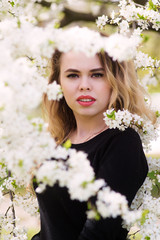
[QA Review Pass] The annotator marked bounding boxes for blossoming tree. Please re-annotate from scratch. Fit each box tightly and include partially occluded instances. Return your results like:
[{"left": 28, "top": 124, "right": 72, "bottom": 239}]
[{"left": 0, "top": 0, "right": 160, "bottom": 239}]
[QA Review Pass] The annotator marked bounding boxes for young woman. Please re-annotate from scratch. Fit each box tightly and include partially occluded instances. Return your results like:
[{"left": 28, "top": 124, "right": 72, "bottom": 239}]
[{"left": 32, "top": 37, "right": 155, "bottom": 240}]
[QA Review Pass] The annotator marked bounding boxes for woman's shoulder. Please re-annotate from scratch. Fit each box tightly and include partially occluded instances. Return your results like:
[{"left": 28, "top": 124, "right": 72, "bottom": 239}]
[
  {"left": 98, "top": 127, "right": 144, "bottom": 160},
  {"left": 71, "top": 127, "right": 142, "bottom": 151},
  {"left": 101, "top": 127, "right": 141, "bottom": 145}
]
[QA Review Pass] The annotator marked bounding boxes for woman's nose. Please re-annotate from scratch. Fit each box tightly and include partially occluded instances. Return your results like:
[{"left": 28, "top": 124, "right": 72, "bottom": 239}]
[{"left": 79, "top": 77, "right": 91, "bottom": 91}]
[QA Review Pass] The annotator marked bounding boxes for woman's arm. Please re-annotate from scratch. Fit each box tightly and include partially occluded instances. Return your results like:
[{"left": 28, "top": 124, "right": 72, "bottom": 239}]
[{"left": 78, "top": 128, "right": 148, "bottom": 240}]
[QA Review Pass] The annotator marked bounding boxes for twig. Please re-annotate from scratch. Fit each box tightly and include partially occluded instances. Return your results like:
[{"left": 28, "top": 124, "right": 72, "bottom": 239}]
[
  {"left": 0, "top": 176, "right": 8, "bottom": 183},
  {"left": 8, "top": 171, "right": 16, "bottom": 237},
  {"left": 5, "top": 206, "right": 12, "bottom": 217},
  {"left": 128, "top": 229, "right": 140, "bottom": 238}
]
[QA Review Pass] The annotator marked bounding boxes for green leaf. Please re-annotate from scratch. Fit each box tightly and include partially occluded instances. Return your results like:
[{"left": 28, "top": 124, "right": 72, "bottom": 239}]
[
  {"left": 145, "top": 236, "right": 151, "bottom": 240},
  {"left": 137, "top": 13, "right": 147, "bottom": 20},
  {"left": 147, "top": 170, "right": 160, "bottom": 197},
  {"left": 148, "top": 0, "right": 157, "bottom": 11},
  {"left": 0, "top": 106, "right": 5, "bottom": 111},
  {"left": 18, "top": 159, "right": 23, "bottom": 167},
  {"left": 95, "top": 212, "right": 101, "bottom": 221},
  {"left": 17, "top": 18, "right": 21, "bottom": 28},
  {"left": 33, "top": 177, "right": 37, "bottom": 183},
  {"left": 54, "top": 21, "right": 60, "bottom": 29},
  {"left": 63, "top": 139, "right": 71, "bottom": 149},
  {"left": 32, "top": 122, "right": 43, "bottom": 132},
  {"left": 87, "top": 201, "right": 92, "bottom": 210},
  {"left": 48, "top": 40, "right": 55, "bottom": 45},
  {"left": 11, "top": 180, "right": 18, "bottom": 189},
  {"left": 9, "top": 1, "right": 15, "bottom": 7},
  {"left": 106, "top": 110, "right": 115, "bottom": 120},
  {"left": 140, "top": 34, "right": 150, "bottom": 43},
  {"left": 40, "top": 144, "right": 48, "bottom": 148},
  {"left": 81, "top": 181, "right": 88, "bottom": 188},
  {"left": 0, "top": 162, "right": 6, "bottom": 168},
  {"left": 87, "top": 202, "right": 100, "bottom": 221},
  {"left": 148, "top": 170, "right": 156, "bottom": 180},
  {"left": 54, "top": 0, "right": 62, "bottom": 3},
  {"left": 156, "top": 110, "right": 160, "bottom": 118},
  {"left": 151, "top": 181, "right": 160, "bottom": 197},
  {"left": 38, "top": 123, "right": 43, "bottom": 132},
  {"left": 140, "top": 209, "right": 149, "bottom": 225}
]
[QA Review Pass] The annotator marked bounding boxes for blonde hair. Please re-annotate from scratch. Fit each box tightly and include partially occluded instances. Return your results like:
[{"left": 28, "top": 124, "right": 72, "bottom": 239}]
[{"left": 43, "top": 50, "right": 156, "bottom": 144}]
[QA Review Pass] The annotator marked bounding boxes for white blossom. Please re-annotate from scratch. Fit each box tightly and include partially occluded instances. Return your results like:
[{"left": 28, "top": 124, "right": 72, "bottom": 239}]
[
  {"left": 96, "top": 187, "right": 128, "bottom": 218},
  {"left": 135, "top": 51, "right": 155, "bottom": 69},
  {"left": 104, "top": 33, "right": 139, "bottom": 61},
  {"left": 104, "top": 108, "right": 159, "bottom": 151},
  {"left": 46, "top": 81, "right": 63, "bottom": 101},
  {"left": 54, "top": 27, "right": 104, "bottom": 57},
  {"left": 141, "top": 74, "right": 158, "bottom": 89},
  {"left": 119, "top": 20, "right": 129, "bottom": 35},
  {"left": 14, "top": 192, "right": 39, "bottom": 217},
  {"left": 96, "top": 15, "right": 108, "bottom": 29}
]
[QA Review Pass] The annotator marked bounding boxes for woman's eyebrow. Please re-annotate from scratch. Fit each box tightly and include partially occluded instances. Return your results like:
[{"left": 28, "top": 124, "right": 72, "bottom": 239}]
[
  {"left": 90, "top": 68, "right": 104, "bottom": 72},
  {"left": 65, "top": 68, "right": 104, "bottom": 73},
  {"left": 65, "top": 69, "right": 80, "bottom": 73}
]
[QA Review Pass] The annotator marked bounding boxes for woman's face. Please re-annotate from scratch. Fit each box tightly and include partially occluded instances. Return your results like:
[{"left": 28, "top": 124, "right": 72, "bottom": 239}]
[{"left": 60, "top": 51, "right": 111, "bottom": 120}]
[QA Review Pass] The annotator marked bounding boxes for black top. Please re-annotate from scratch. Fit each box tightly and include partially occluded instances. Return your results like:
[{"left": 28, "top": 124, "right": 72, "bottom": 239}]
[{"left": 32, "top": 128, "right": 148, "bottom": 240}]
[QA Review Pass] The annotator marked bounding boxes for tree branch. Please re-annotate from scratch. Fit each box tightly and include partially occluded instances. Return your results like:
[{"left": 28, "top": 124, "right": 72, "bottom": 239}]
[
  {"left": 35, "top": 0, "right": 160, "bottom": 32},
  {"left": 60, "top": 7, "right": 98, "bottom": 27},
  {"left": 8, "top": 171, "right": 16, "bottom": 237}
]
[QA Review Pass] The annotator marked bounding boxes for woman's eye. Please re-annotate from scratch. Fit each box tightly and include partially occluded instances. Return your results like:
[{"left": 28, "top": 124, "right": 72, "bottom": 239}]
[
  {"left": 67, "top": 74, "right": 79, "bottom": 78},
  {"left": 92, "top": 73, "right": 104, "bottom": 78}
]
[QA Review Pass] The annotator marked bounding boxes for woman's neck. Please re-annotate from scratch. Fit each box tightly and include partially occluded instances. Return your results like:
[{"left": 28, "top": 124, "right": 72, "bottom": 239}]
[{"left": 69, "top": 115, "right": 108, "bottom": 144}]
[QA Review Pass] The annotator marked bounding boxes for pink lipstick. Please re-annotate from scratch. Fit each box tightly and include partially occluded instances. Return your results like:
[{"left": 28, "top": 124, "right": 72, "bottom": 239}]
[{"left": 76, "top": 95, "right": 96, "bottom": 106}]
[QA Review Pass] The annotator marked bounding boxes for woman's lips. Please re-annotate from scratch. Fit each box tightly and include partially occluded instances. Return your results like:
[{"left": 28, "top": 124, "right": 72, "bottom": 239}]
[{"left": 76, "top": 95, "right": 96, "bottom": 106}]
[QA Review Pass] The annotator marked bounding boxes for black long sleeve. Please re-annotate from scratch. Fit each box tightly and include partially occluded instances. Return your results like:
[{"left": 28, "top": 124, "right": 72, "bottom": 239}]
[
  {"left": 32, "top": 128, "right": 148, "bottom": 240},
  {"left": 78, "top": 128, "right": 148, "bottom": 240}
]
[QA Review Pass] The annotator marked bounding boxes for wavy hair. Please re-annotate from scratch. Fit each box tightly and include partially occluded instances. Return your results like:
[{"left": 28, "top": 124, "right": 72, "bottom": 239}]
[{"left": 42, "top": 49, "right": 156, "bottom": 144}]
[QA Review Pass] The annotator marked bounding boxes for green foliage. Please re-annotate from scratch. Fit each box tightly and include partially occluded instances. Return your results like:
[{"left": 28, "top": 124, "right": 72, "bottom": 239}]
[
  {"left": 140, "top": 34, "right": 150, "bottom": 43},
  {"left": 106, "top": 110, "right": 115, "bottom": 120},
  {"left": 17, "top": 18, "right": 21, "bottom": 28},
  {"left": 140, "top": 209, "right": 149, "bottom": 225},
  {"left": 54, "top": 21, "right": 60, "bottom": 29},
  {"left": 145, "top": 236, "right": 151, "bottom": 240},
  {"left": 148, "top": 0, "right": 157, "bottom": 11},
  {"left": 48, "top": 40, "right": 55, "bottom": 45},
  {"left": 148, "top": 170, "right": 160, "bottom": 197},
  {"left": 87, "top": 201, "right": 100, "bottom": 221},
  {"left": 18, "top": 159, "right": 23, "bottom": 167},
  {"left": 81, "top": 179, "right": 94, "bottom": 188},
  {"left": 11, "top": 179, "right": 18, "bottom": 189},
  {"left": 63, "top": 139, "right": 71, "bottom": 149},
  {"left": 81, "top": 181, "right": 88, "bottom": 188},
  {"left": 148, "top": 83, "right": 160, "bottom": 93},
  {"left": 156, "top": 110, "right": 160, "bottom": 118},
  {"left": 32, "top": 122, "right": 43, "bottom": 132},
  {"left": 0, "top": 106, "right": 5, "bottom": 111},
  {"left": 148, "top": 170, "right": 157, "bottom": 180},
  {"left": 137, "top": 13, "right": 147, "bottom": 20},
  {"left": 9, "top": 1, "right": 15, "bottom": 7},
  {"left": 0, "top": 162, "right": 6, "bottom": 169}
]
